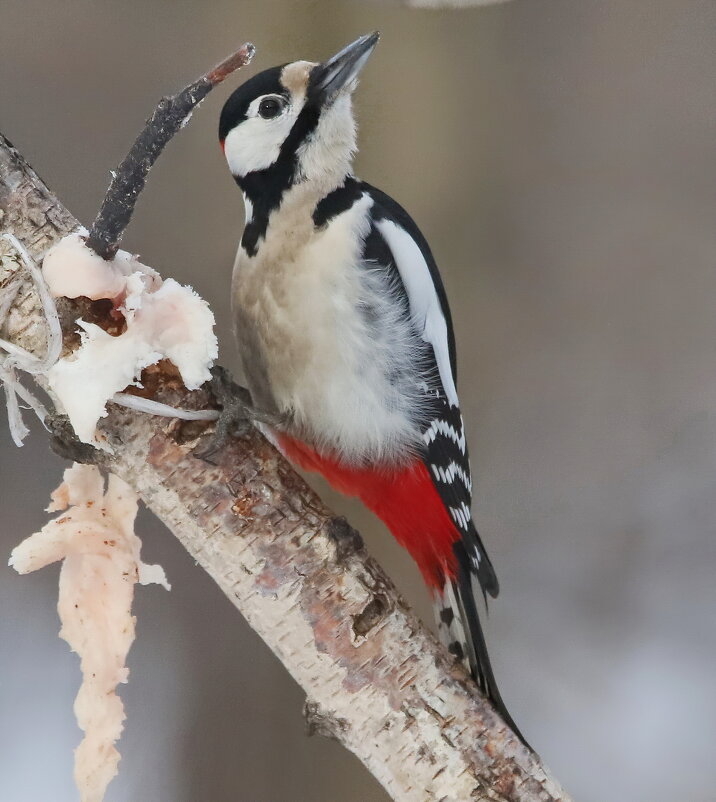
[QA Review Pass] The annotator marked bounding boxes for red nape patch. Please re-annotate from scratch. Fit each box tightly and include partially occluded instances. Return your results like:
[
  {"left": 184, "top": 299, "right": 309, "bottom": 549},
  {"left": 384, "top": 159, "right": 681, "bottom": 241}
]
[{"left": 278, "top": 435, "right": 460, "bottom": 589}]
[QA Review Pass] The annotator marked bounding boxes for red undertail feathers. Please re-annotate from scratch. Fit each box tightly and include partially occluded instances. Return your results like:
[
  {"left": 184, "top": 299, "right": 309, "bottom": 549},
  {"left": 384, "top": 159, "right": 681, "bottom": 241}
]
[{"left": 278, "top": 434, "right": 460, "bottom": 589}]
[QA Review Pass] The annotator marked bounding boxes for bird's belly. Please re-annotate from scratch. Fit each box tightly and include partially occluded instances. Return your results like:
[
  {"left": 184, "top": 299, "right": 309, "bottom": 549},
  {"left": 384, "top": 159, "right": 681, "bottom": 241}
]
[{"left": 233, "top": 247, "right": 425, "bottom": 464}]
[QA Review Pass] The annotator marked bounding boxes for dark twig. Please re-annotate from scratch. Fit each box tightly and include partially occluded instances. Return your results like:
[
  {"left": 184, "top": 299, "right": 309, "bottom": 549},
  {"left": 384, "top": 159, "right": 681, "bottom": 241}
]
[
  {"left": 85, "top": 42, "right": 255, "bottom": 261},
  {"left": 45, "top": 413, "right": 102, "bottom": 465}
]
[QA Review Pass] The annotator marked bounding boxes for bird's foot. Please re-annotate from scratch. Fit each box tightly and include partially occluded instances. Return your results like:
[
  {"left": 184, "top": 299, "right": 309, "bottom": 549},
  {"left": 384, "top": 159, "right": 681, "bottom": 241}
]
[{"left": 195, "top": 366, "right": 284, "bottom": 460}]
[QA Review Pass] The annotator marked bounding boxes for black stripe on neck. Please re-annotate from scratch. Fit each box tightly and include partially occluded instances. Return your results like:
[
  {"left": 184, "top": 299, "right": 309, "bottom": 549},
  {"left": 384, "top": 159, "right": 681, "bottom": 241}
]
[
  {"left": 312, "top": 176, "right": 363, "bottom": 228},
  {"left": 236, "top": 103, "right": 321, "bottom": 257}
]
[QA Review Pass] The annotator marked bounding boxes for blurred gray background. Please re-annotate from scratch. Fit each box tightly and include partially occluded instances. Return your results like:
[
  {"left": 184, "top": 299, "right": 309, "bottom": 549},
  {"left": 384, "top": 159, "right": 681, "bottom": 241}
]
[{"left": 1, "top": 1, "right": 715, "bottom": 800}]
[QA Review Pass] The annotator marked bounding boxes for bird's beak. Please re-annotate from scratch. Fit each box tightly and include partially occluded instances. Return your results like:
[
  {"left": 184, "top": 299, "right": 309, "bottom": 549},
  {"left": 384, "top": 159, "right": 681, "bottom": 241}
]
[{"left": 309, "top": 32, "right": 380, "bottom": 104}]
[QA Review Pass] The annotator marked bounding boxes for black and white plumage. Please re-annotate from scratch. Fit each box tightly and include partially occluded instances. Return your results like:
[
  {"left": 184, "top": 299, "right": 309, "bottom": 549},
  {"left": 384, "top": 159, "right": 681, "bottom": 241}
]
[
  {"left": 218, "top": 33, "right": 525, "bottom": 743},
  {"left": 359, "top": 181, "right": 512, "bottom": 726}
]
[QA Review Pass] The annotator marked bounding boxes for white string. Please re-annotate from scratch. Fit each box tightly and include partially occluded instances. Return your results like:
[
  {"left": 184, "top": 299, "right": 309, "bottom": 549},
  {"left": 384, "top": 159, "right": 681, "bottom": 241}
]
[
  {"left": 1, "top": 366, "right": 30, "bottom": 445},
  {"left": 0, "top": 234, "right": 61, "bottom": 444},
  {"left": 112, "top": 392, "right": 219, "bottom": 421},
  {"left": 0, "top": 279, "right": 20, "bottom": 326},
  {"left": 0, "top": 233, "right": 62, "bottom": 374}
]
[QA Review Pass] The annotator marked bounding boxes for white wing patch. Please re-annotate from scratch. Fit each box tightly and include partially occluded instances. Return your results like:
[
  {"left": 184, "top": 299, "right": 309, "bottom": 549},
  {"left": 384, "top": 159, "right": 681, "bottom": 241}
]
[{"left": 375, "top": 219, "right": 459, "bottom": 407}]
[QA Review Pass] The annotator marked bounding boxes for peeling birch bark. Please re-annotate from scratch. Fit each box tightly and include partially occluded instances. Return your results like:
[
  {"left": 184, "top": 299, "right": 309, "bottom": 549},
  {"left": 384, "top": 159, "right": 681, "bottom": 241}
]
[{"left": 0, "top": 132, "right": 572, "bottom": 802}]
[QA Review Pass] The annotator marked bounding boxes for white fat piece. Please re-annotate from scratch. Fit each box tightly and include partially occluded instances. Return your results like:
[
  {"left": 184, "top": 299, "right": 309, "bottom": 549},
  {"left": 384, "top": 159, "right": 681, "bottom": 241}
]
[{"left": 375, "top": 219, "right": 459, "bottom": 408}]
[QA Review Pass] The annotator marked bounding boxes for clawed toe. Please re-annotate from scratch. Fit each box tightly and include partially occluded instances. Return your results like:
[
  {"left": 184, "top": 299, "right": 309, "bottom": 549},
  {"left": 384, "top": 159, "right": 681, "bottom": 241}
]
[
  {"left": 194, "top": 367, "right": 256, "bottom": 460},
  {"left": 195, "top": 398, "right": 252, "bottom": 460},
  {"left": 195, "top": 366, "right": 289, "bottom": 461}
]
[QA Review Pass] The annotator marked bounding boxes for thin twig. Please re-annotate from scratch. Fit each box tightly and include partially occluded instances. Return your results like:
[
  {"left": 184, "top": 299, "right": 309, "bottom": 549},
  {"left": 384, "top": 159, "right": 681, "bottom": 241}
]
[{"left": 85, "top": 42, "right": 255, "bottom": 261}]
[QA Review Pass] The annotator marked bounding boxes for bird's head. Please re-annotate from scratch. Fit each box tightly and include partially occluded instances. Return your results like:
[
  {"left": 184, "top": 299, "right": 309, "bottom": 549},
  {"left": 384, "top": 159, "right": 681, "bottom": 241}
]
[{"left": 219, "top": 33, "right": 379, "bottom": 201}]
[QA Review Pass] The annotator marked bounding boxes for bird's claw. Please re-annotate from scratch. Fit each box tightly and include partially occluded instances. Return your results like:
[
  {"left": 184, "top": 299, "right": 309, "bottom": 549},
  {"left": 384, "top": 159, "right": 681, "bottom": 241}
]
[{"left": 195, "top": 366, "right": 283, "bottom": 461}]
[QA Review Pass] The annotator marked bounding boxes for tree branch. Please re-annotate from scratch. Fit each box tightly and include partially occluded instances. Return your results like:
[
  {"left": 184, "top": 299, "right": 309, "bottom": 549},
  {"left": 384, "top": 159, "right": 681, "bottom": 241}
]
[
  {"left": 0, "top": 132, "right": 571, "bottom": 801},
  {"left": 85, "top": 42, "right": 255, "bottom": 261}
]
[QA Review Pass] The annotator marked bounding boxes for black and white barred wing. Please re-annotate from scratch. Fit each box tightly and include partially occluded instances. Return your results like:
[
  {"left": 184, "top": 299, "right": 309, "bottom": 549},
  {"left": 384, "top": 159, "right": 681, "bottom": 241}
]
[
  {"left": 422, "top": 397, "right": 499, "bottom": 599},
  {"left": 366, "top": 185, "right": 498, "bottom": 598},
  {"left": 357, "top": 184, "right": 526, "bottom": 743}
]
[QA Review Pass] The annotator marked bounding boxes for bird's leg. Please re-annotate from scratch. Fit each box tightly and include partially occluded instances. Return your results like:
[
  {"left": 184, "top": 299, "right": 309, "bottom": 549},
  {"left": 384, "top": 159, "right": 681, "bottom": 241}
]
[{"left": 195, "top": 365, "right": 286, "bottom": 460}]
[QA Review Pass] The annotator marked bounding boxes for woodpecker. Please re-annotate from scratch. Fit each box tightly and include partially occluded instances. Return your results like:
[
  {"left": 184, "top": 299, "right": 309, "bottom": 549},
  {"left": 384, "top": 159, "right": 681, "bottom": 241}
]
[{"left": 218, "top": 33, "right": 523, "bottom": 741}]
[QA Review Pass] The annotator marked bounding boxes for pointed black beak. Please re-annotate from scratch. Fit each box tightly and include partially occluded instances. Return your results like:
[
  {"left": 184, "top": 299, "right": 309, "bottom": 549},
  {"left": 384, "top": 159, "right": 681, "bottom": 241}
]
[{"left": 308, "top": 32, "right": 380, "bottom": 104}]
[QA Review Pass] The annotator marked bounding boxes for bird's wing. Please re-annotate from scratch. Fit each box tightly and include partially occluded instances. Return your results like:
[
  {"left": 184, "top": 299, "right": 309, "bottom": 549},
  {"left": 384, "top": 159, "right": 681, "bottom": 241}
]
[
  {"left": 359, "top": 185, "right": 533, "bottom": 743},
  {"left": 362, "top": 183, "right": 498, "bottom": 598}
]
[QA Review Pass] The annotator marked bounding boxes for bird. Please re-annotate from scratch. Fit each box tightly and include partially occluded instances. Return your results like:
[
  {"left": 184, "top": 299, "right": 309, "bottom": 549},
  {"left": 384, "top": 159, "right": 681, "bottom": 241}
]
[{"left": 218, "top": 32, "right": 524, "bottom": 742}]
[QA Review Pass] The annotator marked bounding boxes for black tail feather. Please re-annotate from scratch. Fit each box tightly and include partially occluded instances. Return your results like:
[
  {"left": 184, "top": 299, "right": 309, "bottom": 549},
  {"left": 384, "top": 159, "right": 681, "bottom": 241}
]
[
  {"left": 455, "top": 558, "right": 530, "bottom": 747},
  {"left": 434, "top": 541, "right": 531, "bottom": 750}
]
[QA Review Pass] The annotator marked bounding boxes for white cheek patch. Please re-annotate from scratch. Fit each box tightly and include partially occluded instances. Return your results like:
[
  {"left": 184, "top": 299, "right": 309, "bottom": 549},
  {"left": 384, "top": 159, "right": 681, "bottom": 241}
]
[
  {"left": 223, "top": 96, "right": 305, "bottom": 177},
  {"left": 223, "top": 117, "right": 286, "bottom": 176}
]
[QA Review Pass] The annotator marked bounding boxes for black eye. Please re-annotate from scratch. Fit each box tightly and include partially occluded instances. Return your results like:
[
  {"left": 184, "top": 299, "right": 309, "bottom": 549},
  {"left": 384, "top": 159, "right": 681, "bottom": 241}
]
[{"left": 258, "top": 96, "right": 285, "bottom": 119}]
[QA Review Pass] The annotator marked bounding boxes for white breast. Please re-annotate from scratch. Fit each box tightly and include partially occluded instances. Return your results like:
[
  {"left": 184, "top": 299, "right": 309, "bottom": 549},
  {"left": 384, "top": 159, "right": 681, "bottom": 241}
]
[{"left": 232, "top": 190, "right": 426, "bottom": 464}]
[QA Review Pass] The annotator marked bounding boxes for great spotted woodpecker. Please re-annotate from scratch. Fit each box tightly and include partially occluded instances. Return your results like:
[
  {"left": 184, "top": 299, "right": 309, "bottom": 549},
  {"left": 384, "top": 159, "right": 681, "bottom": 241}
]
[{"left": 218, "top": 33, "right": 523, "bottom": 740}]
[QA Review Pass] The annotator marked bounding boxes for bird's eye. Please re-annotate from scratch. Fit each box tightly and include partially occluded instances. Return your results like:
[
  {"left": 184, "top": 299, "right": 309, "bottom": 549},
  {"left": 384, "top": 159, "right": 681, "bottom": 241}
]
[{"left": 258, "top": 96, "right": 285, "bottom": 119}]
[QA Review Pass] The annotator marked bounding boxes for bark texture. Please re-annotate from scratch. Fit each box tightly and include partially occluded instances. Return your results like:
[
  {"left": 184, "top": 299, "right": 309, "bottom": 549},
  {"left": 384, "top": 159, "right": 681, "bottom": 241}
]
[{"left": 0, "top": 132, "right": 572, "bottom": 802}]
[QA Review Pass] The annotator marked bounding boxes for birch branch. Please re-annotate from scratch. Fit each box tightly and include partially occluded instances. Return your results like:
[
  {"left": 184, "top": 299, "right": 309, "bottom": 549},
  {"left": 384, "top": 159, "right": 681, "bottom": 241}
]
[{"left": 0, "top": 133, "right": 571, "bottom": 802}]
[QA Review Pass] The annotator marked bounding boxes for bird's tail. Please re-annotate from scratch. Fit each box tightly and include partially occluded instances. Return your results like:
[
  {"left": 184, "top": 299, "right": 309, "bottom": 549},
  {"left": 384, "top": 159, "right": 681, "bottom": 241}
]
[{"left": 433, "top": 542, "right": 530, "bottom": 749}]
